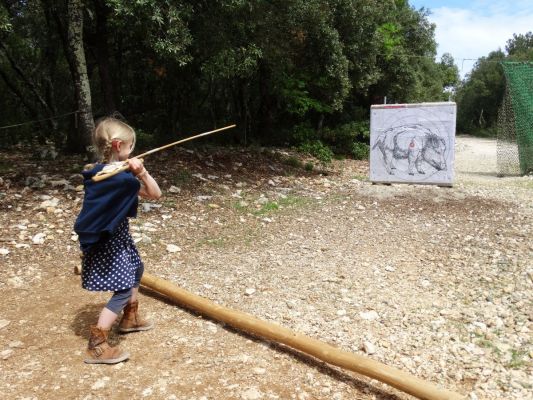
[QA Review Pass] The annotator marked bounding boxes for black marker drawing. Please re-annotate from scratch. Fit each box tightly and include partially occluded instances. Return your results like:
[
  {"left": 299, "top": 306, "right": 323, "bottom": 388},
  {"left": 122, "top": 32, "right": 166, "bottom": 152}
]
[{"left": 372, "top": 124, "right": 447, "bottom": 176}]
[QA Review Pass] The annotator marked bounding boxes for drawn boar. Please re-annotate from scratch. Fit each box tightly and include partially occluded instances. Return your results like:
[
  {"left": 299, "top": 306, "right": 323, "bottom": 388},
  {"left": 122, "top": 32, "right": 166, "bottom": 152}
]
[{"left": 372, "top": 124, "right": 447, "bottom": 175}]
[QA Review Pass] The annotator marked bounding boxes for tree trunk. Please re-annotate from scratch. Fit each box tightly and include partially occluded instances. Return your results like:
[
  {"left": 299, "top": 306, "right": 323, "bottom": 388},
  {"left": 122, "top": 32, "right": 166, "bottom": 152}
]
[
  {"left": 93, "top": 0, "right": 116, "bottom": 114},
  {"left": 66, "top": 0, "right": 94, "bottom": 154},
  {"left": 257, "top": 62, "right": 274, "bottom": 139}
]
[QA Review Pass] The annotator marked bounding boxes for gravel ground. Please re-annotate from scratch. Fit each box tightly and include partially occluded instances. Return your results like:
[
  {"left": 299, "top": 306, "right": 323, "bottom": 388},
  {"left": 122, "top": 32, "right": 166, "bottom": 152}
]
[{"left": 0, "top": 135, "right": 531, "bottom": 400}]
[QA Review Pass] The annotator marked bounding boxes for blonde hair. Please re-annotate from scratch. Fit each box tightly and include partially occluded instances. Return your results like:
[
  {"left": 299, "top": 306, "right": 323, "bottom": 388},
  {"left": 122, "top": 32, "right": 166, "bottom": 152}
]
[{"left": 92, "top": 117, "right": 136, "bottom": 162}]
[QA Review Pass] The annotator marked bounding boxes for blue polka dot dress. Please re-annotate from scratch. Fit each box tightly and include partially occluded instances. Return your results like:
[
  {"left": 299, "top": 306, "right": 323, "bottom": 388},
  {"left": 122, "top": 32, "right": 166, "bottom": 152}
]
[{"left": 82, "top": 219, "right": 143, "bottom": 291}]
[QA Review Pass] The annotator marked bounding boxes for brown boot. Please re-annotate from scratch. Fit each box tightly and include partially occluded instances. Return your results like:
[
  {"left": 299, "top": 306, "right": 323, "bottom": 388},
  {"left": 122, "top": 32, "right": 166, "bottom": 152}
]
[
  {"left": 118, "top": 300, "right": 154, "bottom": 333},
  {"left": 84, "top": 326, "right": 130, "bottom": 364}
]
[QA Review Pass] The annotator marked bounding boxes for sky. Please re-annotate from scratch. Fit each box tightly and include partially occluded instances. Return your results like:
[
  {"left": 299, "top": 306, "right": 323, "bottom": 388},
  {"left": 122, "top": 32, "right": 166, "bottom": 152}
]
[{"left": 409, "top": 0, "right": 533, "bottom": 78}]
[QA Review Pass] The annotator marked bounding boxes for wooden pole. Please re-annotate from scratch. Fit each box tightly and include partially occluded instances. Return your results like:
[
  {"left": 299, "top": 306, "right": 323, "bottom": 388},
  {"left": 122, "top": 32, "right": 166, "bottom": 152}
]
[
  {"left": 92, "top": 124, "right": 236, "bottom": 182},
  {"left": 141, "top": 272, "right": 464, "bottom": 400}
]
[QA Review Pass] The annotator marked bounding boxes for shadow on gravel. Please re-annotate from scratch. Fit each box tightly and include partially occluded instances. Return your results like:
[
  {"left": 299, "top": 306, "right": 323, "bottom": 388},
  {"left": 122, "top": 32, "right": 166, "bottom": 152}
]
[
  {"left": 70, "top": 302, "right": 126, "bottom": 346},
  {"left": 140, "top": 287, "right": 403, "bottom": 400}
]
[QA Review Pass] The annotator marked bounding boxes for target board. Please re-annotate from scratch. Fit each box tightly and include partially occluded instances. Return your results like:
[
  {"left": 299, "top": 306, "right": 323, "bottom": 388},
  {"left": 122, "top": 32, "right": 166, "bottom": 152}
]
[{"left": 370, "top": 102, "right": 456, "bottom": 186}]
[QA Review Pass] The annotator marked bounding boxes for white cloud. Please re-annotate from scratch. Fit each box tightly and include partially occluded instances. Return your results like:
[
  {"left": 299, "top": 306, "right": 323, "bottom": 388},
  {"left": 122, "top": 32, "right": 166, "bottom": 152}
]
[{"left": 428, "top": 6, "right": 532, "bottom": 77}]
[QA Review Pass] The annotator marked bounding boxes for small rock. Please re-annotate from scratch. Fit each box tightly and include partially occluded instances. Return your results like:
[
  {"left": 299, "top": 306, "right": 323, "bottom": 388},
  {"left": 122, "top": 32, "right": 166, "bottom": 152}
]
[
  {"left": 363, "top": 341, "right": 376, "bottom": 354},
  {"left": 245, "top": 288, "right": 256, "bottom": 296},
  {"left": 252, "top": 367, "right": 266, "bottom": 375},
  {"left": 168, "top": 185, "right": 181, "bottom": 193},
  {"left": 166, "top": 244, "right": 182, "bottom": 253},
  {"left": 0, "top": 320, "right": 10, "bottom": 330},
  {"left": 0, "top": 248, "right": 9, "bottom": 255},
  {"left": 241, "top": 387, "right": 263, "bottom": 400},
  {"left": 91, "top": 377, "right": 110, "bottom": 390},
  {"left": 32, "top": 233, "right": 46, "bottom": 245},
  {"left": 257, "top": 196, "right": 269, "bottom": 205},
  {"left": 359, "top": 310, "right": 379, "bottom": 321},
  {"left": 1, "top": 349, "right": 14, "bottom": 360},
  {"left": 38, "top": 197, "right": 59, "bottom": 209},
  {"left": 9, "top": 341, "right": 23, "bottom": 348}
]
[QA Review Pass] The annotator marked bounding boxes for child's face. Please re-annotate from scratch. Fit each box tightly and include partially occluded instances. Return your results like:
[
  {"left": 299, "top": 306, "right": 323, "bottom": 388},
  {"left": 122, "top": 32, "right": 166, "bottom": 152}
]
[{"left": 114, "top": 139, "right": 134, "bottom": 161}]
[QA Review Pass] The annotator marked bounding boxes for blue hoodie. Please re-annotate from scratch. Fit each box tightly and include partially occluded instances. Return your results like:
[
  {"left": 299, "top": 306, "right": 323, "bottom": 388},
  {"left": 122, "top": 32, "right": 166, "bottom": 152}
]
[{"left": 74, "top": 164, "right": 140, "bottom": 251}]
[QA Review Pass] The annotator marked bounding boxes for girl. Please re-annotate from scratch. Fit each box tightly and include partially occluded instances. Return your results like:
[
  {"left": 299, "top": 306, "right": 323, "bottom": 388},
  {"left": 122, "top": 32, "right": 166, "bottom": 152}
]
[{"left": 74, "top": 117, "right": 162, "bottom": 364}]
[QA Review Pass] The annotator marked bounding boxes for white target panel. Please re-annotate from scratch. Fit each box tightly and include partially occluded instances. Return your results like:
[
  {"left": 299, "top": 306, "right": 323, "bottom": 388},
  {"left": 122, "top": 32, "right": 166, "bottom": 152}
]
[{"left": 370, "top": 102, "right": 456, "bottom": 186}]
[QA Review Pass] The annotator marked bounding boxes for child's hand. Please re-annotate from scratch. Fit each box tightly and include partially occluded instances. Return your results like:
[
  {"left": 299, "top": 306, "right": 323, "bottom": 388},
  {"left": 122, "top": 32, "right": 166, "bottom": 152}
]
[{"left": 128, "top": 158, "right": 145, "bottom": 176}]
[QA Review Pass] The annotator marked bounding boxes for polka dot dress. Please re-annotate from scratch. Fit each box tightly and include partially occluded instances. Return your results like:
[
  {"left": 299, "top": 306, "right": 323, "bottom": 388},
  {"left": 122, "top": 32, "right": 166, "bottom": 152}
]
[{"left": 82, "top": 219, "right": 143, "bottom": 291}]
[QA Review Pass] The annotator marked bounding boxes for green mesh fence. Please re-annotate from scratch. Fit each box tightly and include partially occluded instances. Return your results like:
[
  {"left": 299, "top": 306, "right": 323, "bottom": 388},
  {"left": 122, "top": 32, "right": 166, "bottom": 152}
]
[{"left": 497, "top": 62, "right": 533, "bottom": 176}]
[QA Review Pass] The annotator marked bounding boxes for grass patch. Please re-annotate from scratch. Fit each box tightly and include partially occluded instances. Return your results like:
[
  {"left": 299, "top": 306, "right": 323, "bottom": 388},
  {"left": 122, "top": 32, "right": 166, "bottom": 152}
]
[
  {"left": 476, "top": 338, "right": 502, "bottom": 356},
  {"left": 284, "top": 156, "right": 303, "bottom": 169},
  {"left": 232, "top": 201, "right": 248, "bottom": 212},
  {"left": 251, "top": 195, "right": 309, "bottom": 216},
  {"left": 278, "top": 195, "right": 308, "bottom": 208},
  {"left": 507, "top": 349, "right": 528, "bottom": 369},
  {"left": 353, "top": 173, "right": 368, "bottom": 181},
  {"left": 253, "top": 201, "right": 279, "bottom": 215}
]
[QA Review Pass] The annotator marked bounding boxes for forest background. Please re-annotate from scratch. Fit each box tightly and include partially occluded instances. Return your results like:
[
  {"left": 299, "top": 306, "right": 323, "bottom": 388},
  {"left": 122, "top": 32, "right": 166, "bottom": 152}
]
[{"left": 0, "top": 0, "right": 532, "bottom": 161}]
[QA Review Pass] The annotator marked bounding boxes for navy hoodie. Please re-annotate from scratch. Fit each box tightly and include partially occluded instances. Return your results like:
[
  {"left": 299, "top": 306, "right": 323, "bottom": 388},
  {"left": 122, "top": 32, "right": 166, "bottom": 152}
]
[{"left": 74, "top": 164, "right": 140, "bottom": 252}]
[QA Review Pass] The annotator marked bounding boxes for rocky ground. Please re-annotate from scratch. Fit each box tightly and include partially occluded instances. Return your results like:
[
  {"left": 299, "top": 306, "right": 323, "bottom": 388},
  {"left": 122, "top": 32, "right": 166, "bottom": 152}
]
[{"left": 0, "top": 136, "right": 531, "bottom": 400}]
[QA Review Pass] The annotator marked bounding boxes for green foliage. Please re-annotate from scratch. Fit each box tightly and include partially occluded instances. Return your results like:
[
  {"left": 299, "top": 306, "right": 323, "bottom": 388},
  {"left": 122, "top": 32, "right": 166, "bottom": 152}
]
[
  {"left": 280, "top": 75, "right": 333, "bottom": 116},
  {"left": 298, "top": 140, "right": 333, "bottom": 164},
  {"left": 290, "top": 122, "right": 318, "bottom": 145},
  {"left": 456, "top": 32, "right": 533, "bottom": 136},
  {"left": 134, "top": 129, "right": 156, "bottom": 151},
  {"left": 284, "top": 155, "right": 303, "bottom": 169},
  {"left": 377, "top": 22, "right": 403, "bottom": 57},
  {"left": 0, "top": 0, "right": 460, "bottom": 150},
  {"left": 0, "top": 5, "right": 12, "bottom": 33},
  {"left": 322, "top": 121, "right": 369, "bottom": 154},
  {"left": 106, "top": 0, "right": 192, "bottom": 64},
  {"left": 351, "top": 142, "right": 370, "bottom": 160},
  {"left": 456, "top": 51, "right": 506, "bottom": 134}
]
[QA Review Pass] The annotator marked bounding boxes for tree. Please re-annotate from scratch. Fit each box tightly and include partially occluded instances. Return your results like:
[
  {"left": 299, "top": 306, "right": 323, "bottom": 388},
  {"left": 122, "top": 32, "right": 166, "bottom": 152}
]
[
  {"left": 66, "top": 0, "right": 94, "bottom": 153},
  {"left": 506, "top": 32, "right": 533, "bottom": 60},
  {"left": 455, "top": 50, "right": 505, "bottom": 134}
]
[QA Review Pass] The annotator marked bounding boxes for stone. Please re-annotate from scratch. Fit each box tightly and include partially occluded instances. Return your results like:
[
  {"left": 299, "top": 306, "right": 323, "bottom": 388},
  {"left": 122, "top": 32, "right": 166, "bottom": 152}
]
[
  {"left": 0, "top": 320, "right": 10, "bottom": 330},
  {"left": 166, "top": 244, "right": 182, "bottom": 253},
  {"left": 0, "top": 248, "right": 9, "bottom": 255},
  {"left": 1, "top": 349, "right": 14, "bottom": 360},
  {"left": 359, "top": 310, "right": 379, "bottom": 321},
  {"left": 32, "top": 233, "right": 46, "bottom": 245},
  {"left": 241, "top": 387, "right": 263, "bottom": 400},
  {"left": 363, "top": 341, "right": 376, "bottom": 354}
]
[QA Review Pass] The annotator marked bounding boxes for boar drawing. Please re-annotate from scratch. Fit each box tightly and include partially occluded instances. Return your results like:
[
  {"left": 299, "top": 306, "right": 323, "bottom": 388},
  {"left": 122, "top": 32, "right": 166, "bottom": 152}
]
[{"left": 372, "top": 124, "right": 447, "bottom": 175}]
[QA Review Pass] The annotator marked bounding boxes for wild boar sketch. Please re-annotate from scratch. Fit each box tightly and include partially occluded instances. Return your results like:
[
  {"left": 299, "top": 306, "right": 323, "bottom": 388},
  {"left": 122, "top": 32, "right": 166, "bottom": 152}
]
[{"left": 372, "top": 124, "right": 447, "bottom": 175}]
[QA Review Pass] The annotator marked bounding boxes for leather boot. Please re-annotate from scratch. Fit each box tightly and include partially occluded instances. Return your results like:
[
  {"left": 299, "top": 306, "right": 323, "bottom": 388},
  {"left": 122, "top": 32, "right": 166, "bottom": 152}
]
[
  {"left": 118, "top": 300, "right": 154, "bottom": 333},
  {"left": 84, "top": 326, "right": 130, "bottom": 364}
]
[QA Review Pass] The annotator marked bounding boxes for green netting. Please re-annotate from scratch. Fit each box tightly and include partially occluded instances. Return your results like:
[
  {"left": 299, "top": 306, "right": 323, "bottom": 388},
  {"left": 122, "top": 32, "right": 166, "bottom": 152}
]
[{"left": 497, "top": 62, "right": 533, "bottom": 176}]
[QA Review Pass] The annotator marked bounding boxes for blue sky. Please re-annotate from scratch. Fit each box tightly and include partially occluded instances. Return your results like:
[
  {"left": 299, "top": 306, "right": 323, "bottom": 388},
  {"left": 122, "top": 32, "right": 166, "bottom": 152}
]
[{"left": 409, "top": 1, "right": 533, "bottom": 78}]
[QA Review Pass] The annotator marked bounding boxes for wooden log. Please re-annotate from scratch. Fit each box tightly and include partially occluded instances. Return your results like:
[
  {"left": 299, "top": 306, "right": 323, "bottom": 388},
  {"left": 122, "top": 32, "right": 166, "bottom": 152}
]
[{"left": 141, "top": 272, "right": 464, "bottom": 400}]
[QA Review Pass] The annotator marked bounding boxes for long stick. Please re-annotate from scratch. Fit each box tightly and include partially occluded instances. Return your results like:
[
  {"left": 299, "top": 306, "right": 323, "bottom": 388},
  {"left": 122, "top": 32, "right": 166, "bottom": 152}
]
[
  {"left": 141, "top": 272, "right": 464, "bottom": 400},
  {"left": 92, "top": 124, "right": 236, "bottom": 182}
]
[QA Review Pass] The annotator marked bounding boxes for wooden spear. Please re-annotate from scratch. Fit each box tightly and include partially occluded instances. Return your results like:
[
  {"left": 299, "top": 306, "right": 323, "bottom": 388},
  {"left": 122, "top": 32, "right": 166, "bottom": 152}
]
[
  {"left": 92, "top": 124, "right": 236, "bottom": 182},
  {"left": 141, "top": 272, "right": 464, "bottom": 400}
]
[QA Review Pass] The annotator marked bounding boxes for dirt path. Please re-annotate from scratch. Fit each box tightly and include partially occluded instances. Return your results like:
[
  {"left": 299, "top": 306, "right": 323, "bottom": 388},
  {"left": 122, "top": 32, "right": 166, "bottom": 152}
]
[{"left": 0, "top": 136, "right": 531, "bottom": 400}]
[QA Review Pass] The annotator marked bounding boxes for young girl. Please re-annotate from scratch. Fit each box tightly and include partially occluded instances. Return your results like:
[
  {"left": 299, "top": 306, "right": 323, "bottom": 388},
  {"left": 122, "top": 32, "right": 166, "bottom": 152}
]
[{"left": 74, "top": 117, "right": 162, "bottom": 364}]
